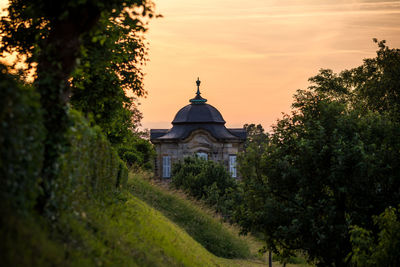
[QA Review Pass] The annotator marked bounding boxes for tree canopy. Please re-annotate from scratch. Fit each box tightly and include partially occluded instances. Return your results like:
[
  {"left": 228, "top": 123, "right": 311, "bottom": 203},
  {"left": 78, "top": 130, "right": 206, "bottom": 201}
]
[{"left": 237, "top": 40, "right": 400, "bottom": 266}]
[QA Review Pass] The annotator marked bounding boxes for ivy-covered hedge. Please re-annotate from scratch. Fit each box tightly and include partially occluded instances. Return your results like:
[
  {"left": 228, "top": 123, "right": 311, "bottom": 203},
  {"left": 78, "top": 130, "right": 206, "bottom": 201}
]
[
  {"left": 0, "top": 66, "right": 44, "bottom": 212},
  {"left": 0, "top": 66, "right": 128, "bottom": 215},
  {"left": 56, "top": 109, "right": 128, "bottom": 210}
]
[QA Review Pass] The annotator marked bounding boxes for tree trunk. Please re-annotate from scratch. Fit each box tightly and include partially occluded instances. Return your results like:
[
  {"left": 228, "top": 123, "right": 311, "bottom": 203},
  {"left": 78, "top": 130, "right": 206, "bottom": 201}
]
[
  {"left": 35, "top": 7, "right": 101, "bottom": 215},
  {"left": 269, "top": 251, "right": 272, "bottom": 267}
]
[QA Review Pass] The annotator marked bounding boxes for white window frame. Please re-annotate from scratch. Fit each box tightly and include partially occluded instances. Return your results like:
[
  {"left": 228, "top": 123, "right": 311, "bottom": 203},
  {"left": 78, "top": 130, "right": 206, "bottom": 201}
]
[
  {"left": 196, "top": 152, "right": 208, "bottom": 161},
  {"left": 229, "top": 155, "right": 237, "bottom": 178},
  {"left": 162, "top": 156, "right": 171, "bottom": 178}
]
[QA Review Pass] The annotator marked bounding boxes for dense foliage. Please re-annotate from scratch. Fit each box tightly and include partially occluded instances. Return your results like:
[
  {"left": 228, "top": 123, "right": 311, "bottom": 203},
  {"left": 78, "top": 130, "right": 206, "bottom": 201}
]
[
  {"left": 69, "top": 9, "right": 156, "bottom": 170},
  {"left": 171, "top": 157, "right": 239, "bottom": 218},
  {"left": 0, "top": 67, "right": 134, "bottom": 265},
  {"left": 56, "top": 110, "right": 128, "bottom": 210},
  {"left": 237, "top": 40, "right": 400, "bottom": 266},
  {"left": 0, "top": 0, "right": 155, "bottom": 213},
  {"left": 349, "top": 205, "right": 400, "bottom": 267},
  {"left": 0, "top": 64, "right": 128, "bottom": 212},
  {"left": 117, "top": 135, "right": 155, "bottom": 169},
  {"left": 0, "top": 65, "right": 44, "bottom": 213}
]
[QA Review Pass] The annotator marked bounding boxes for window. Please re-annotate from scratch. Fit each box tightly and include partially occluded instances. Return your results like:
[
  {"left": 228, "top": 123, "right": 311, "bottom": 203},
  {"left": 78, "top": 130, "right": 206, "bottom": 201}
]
[
  {"left": 196, "top": 152, "right": 208, "bottom": 161},
  {"left": 162, "top": 156, "right": 171, "bottom": 178},
  {"left": 229, "top": 155, "right": 237, "bottom": 178}
]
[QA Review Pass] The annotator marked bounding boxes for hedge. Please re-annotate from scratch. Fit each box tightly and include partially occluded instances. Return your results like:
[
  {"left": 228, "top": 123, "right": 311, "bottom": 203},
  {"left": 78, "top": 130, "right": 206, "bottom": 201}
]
[
  {"left": 0, "top": 66, "right": 44, "bottom": 212},
  {"left": 0, "top": 65, "right": 128, "bottom": 215}
]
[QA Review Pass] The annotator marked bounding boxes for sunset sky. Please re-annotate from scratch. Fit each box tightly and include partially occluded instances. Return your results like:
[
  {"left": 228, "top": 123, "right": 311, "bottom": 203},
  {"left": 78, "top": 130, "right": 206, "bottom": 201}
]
[
  {"left": 142, "top": 0, "right": 400, "bottom": 130},
  {"left": 1, "top": 0, "right": 400, "bottom": 131}
]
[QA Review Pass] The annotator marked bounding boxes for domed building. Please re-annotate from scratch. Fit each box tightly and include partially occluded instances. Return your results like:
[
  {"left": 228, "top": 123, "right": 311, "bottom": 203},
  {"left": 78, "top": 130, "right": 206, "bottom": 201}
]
[{"left": 150, "top": 79, "right": 246, "bottom": 178}]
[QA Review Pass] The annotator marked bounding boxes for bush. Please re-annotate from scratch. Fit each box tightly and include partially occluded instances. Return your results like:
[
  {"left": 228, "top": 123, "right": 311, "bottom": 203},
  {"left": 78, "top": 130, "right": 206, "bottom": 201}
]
[
  {"left": 172, "top": 157, "right": 235, "bottom": 199},
  {"left": 117, "top": 135, "right": 155, "bottom": 170},
  {"left": 0, "top": 65, "right": 44, "bottom": 213},
  {"left": 56, "top": 109, "right": 129, "bottom": 212},
  {"left": 349, "top": 206, "right": 400, "bottom": 266},
  {"left": 0, "top": 64, "right": 128, "bottom": 215},
  {"left": 171, "top": 157, "right": 238, "bottom": 219}
]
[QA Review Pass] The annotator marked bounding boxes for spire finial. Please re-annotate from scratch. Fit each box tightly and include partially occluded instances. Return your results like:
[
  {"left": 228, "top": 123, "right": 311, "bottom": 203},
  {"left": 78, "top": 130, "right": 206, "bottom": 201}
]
[
  {"left": 190, "top": 77, "right": 207, "bottom": 104},
  {"left": 196, "top": 77, "right": 201, "bottom": 95}
]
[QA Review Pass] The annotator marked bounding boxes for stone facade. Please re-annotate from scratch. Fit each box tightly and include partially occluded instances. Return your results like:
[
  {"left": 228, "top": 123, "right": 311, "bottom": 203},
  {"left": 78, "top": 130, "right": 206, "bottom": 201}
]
[
  {"left": 152, "top": 129, "right": 244, "bottom": 177},
  {"left": 150, "top": 79, "right": 246, "bottom": 178}
]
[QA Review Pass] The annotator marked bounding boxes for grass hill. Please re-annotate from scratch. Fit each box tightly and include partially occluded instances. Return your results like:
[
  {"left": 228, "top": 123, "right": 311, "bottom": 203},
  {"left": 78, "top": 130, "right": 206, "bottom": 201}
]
[
  {"left": 127, "top": 172, "right": 311, "bottom": 267},
  {"left": 1, "top": 173, "right": 265, "bottom": 266},
  {"left": 127, "top": 171, "right": 258, "bottom": 259},
  {"left": 2, "top": 171, "right": 312, "bottom": 266}
]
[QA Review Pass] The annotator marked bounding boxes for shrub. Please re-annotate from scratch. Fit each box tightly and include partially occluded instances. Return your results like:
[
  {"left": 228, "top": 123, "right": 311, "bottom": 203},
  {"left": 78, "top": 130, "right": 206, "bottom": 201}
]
[
  {"left": 349, "top": 206, "right": 400, "bottom": 266},
  {"left": 0, "top": 64, "right": 128, "bottom": 215},
  {"left": 0, "top": 65, "right": 44, "bottom": 213},
  {"left": 56, "top": 109, "right": 128, "bottom": 211},
  {"left": 172, "top": 157, "right": 235, "bottom": 199},
  {"left": 171, "top": 157, "right": 238, "bottom": 219},
  {"left": 116, "top": 135, "right": 155, "bottom": 170}
]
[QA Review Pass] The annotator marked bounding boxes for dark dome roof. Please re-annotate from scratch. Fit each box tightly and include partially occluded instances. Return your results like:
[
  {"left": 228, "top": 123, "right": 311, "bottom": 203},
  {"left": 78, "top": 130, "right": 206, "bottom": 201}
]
[
  {"left": 155, "top": 123, "right": 240, "bottom": 140},
  {"left": 150, "top": 78, "right": 247, "bottom": 142},
  {"left": 172, "top": 103, "right": 226, "bottom": 124}
]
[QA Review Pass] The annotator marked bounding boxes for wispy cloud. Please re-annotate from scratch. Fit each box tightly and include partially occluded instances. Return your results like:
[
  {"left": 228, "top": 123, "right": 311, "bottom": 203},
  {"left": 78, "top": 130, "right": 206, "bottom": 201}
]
[
  {"left": 142, "top": 0, "right": 400, "bottom": 129},
  {"left": 166, "top": 10, "right": 400, "bottom": 21},
  {"left": 162, "top": 0, "right": 400, "bottom": 21}
]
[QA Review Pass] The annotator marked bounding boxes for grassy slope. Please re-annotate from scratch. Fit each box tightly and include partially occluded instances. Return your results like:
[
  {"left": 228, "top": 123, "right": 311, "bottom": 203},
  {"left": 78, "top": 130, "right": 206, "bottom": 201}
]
[
  {"left": 127, "top": 172, "right": 312, "bottom": 267},
  {"left": 69, "top": 192, "right": 257, "bottom": 267},
  {"left": 1, "top": 172, "right": 310, "bottom": 266},
  {"left": 1, "top": 189, "right": 264, "bottom": 266},
  {"left": 127, "top": 172, "right": 260, "bottom": 259}
]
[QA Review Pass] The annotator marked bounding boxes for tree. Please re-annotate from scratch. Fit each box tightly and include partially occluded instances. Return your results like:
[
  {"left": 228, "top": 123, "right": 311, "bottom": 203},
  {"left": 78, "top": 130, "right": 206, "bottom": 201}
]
[
  {"left": 351, "top": 39, "right": 400, "bottom": 119},
  {"left": 236, "top": 41, "right": 400, "bottom": 266},
  {"left": 236, "top": 124, "right": 275, "bottom": 265},
  {"left": 0, "top": 0, "right": 154, "bottom": 214},
  {"left": 70, "top": 12, "right": 148, "bottom": 144},
  {"left": 69, "top": 10, "right": 156, "bottom": 169}
]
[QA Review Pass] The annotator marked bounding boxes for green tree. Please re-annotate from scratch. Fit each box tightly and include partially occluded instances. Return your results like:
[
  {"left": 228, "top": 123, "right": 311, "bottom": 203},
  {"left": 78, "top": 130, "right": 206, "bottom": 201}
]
[
  {"left": 351, "top": 39, "right": 400, "bottom": 118},
  {"left": 237, "top": 124, "right": 269, "bottom": 193},
  {"left": 349, "top": 206, "right": 400, "bottom": 267},
  {"left": 70, "top": 13, "right": 147, "bottom": 144},
  {"left": 237, "top": 41, "right": 400, "bottom": 266},
  {"left": 0, "top": 0, "right": 154, "bottom": 213},
  {"left": 69, "top": 11, "right": 156, "bottom": 169}
]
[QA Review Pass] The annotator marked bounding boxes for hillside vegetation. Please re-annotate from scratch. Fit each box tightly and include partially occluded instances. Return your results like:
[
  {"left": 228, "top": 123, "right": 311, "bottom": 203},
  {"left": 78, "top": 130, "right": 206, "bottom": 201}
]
[
  {"left": 128, "top": 172, "right": 256, "bottom": 259},
  {"left": 1, "top": 180, "right": 269, "bottom": 267}
]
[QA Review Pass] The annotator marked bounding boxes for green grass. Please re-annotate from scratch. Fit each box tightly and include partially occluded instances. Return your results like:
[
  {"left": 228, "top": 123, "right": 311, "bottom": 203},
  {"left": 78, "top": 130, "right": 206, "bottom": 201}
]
[
  {"left": 60, "top": 192, "right": 246, "bottom": 267},
  {"left": 2, "top": 172, "right": 312, "bottom": 266},
  {"left": 0, "top": 207, "right": 66, "bottom": 267},
  {"left": 2, "top": 188, "right": 266, "bottom": 266},
  {"left": 127, "top": 172, "right": 313, "bottom": 267},
  {"left": 127, "top": 172, "right": 262, "bottom": 259}
]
